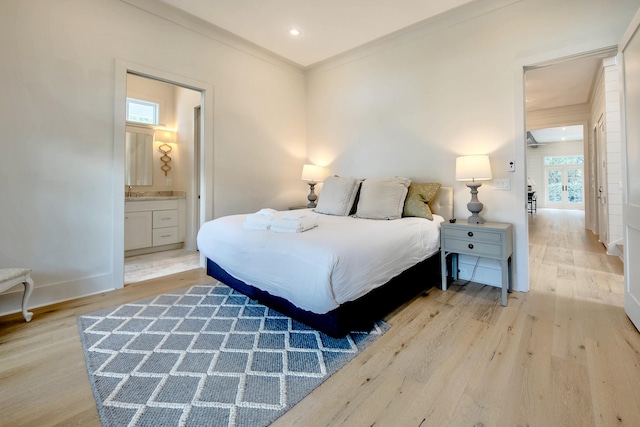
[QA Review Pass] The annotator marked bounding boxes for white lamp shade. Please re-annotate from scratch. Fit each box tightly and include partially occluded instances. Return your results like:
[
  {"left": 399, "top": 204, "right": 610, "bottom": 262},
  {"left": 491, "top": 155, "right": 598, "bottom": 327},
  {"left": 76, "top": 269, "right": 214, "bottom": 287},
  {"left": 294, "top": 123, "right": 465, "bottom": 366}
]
[
  {"left": 301, "top": 164, "right": 325, "bottom": 182},
  {"left": 455, "top": 155, "right": 492, "bottom": 181},
  {"left": 156, "top": 130, "right": 177, "bottom": 143}
]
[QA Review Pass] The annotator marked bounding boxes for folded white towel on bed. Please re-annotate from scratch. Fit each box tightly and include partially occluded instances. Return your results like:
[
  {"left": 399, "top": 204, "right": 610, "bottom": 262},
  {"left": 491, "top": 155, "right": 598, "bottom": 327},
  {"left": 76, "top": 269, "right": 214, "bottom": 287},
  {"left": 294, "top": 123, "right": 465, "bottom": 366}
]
[
  {"left": 270, "top": 212, "right": 319, "bottom": 233},
  {"left": 243, "top": 221, "right": 270, "bottom": 230},
  {"left": 255, "top": 208, "right": 278, "bottom": 216},
  {"left": 244, "top": 214, "right": 273, "bottom": 226},
  {"left": 244, "top": 209, "right": 281, "bottom": 230}
]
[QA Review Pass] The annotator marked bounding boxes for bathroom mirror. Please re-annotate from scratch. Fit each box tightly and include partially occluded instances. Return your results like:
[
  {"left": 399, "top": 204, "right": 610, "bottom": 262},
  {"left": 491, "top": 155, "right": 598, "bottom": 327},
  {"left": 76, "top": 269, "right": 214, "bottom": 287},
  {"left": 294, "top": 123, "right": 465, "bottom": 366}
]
[{"left": 125, "top": 125, "right": 153, "bottom": 186}]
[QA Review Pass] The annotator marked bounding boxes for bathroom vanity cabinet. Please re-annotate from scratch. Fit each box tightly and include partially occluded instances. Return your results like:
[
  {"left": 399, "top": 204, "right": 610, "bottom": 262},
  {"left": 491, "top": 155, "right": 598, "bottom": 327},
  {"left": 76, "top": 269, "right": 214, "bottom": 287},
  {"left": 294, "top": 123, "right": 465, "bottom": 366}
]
[{"left": 124, "top": 198, "right": 185, "bottom": 255}]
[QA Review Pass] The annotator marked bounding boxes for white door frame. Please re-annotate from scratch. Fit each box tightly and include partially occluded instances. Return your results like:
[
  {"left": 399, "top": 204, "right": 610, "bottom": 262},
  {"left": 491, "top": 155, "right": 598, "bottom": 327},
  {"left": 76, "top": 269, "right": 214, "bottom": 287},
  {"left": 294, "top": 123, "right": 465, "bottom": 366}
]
[
  {"left": 113, "top": 60, "right": 214, "bottom": 288},
  {"left": 516, "top": 45, "right": 618, "bottom": 294},
  {"left": 194, "top": 105, "right": 202, "bottom": 248}
]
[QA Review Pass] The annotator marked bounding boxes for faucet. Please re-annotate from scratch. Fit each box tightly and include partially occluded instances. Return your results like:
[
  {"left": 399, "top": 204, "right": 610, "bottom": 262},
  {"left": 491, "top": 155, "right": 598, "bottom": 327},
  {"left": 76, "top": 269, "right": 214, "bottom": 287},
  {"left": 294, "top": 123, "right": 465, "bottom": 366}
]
[{"left": 127, "top": 185, "right": 132, "bottom": 198}]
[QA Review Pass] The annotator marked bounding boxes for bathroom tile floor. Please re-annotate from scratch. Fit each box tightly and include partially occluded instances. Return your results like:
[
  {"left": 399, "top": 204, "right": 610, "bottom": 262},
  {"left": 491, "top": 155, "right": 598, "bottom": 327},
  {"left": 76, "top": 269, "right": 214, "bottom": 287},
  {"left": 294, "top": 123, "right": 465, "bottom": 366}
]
[{"left": 124, "top": 249, "right": 202, "bottom": 285}]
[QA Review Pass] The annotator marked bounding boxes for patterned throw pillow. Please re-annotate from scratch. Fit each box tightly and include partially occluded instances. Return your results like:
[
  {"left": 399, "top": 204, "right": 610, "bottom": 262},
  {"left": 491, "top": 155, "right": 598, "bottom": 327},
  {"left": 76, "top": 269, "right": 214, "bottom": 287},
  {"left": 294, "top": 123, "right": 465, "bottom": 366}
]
[{"left": 402, "top": 182, "right": 441, "bottom": 220}]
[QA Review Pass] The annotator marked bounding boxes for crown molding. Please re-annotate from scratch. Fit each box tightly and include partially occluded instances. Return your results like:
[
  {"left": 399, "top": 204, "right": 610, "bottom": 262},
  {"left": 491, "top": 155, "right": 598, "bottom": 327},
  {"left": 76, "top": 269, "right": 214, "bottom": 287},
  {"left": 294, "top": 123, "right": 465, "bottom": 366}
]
[
  {"left": 306, "top": 0, "right": 522, "bottom": 73},
  {"left": 120, "top": 0, "right": 305, "bottom": 75}
]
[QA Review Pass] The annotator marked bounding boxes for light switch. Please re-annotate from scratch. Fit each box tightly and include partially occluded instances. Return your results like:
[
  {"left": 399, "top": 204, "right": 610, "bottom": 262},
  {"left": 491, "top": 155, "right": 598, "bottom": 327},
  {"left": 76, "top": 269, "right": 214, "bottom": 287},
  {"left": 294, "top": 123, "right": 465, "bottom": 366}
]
[{"left": 493, "top": 178, "right": 511, "bottom": 190}]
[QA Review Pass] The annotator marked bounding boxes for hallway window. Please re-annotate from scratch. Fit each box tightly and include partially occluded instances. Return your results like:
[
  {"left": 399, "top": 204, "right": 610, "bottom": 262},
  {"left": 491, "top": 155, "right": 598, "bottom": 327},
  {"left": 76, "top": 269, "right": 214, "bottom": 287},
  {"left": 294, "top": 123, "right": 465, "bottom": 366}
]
[
  {"left": 544, "top": 155, "right": 584, "bottom": 166},
  {"left": 126, "top": 98, "right": 159, "bottom": 125}
]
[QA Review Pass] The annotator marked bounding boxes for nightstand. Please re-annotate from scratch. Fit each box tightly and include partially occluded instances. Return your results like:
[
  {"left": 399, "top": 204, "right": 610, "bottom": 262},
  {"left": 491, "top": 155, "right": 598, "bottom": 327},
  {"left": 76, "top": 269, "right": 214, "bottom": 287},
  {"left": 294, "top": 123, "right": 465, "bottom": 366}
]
[{"left": 440, "top": 220, "right": 513, "bottom": 306}]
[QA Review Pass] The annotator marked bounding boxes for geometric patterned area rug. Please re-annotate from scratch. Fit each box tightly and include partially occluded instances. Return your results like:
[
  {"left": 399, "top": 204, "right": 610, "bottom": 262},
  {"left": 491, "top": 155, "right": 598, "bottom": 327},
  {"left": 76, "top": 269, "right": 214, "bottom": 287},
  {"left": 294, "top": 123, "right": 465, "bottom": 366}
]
[{"left": 77, "top": 282, "right": 389, "bottom": 427}]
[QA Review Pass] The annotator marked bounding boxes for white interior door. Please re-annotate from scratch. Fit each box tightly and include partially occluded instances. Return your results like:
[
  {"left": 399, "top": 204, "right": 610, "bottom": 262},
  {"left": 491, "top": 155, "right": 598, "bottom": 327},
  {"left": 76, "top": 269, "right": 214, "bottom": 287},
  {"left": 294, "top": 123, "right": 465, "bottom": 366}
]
[{"left": 621, "top": 8, "right": 640, "bottom": 331}]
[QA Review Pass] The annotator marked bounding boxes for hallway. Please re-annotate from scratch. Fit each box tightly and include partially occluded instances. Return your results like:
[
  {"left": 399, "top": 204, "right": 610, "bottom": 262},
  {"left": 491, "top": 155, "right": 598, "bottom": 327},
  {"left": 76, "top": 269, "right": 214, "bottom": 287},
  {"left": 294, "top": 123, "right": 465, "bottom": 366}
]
[{"left": 528, "top": 208, "right": 623, "bottom": 307}]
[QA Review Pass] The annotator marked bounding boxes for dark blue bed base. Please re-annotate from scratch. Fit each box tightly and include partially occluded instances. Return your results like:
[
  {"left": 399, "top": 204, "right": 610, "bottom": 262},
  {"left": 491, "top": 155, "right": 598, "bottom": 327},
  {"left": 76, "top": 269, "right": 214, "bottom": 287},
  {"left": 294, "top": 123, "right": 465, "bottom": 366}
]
[{"left": 206, "top": 252, "right": 441, "bottom": 337}]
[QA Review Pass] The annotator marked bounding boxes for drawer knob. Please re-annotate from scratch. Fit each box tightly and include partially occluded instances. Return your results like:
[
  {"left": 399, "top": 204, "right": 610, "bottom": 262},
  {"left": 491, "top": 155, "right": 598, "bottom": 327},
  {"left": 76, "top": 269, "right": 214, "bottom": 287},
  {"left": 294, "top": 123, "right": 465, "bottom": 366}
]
[
  {"left": 468, "top": 231, "right": 474, "bottom": 237},
  {"left": 468, "top": 243, "right": 474, "bottom": 249}
]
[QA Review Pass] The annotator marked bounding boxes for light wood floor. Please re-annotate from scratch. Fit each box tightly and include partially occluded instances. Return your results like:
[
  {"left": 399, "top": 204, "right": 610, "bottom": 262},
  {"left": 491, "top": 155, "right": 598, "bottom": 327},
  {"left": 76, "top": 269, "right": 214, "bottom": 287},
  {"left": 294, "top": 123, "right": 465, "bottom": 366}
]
[{"left": 1, "top": 209, "right": 637, "bottom": 426}]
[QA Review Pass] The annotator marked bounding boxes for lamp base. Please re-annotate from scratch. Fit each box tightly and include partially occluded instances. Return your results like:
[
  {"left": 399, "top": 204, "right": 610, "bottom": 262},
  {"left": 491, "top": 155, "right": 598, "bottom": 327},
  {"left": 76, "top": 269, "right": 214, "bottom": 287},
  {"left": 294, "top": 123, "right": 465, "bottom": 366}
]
[
  {"left": 467, "top": 213, "right": 485, "bottom": 224},
  {"left": 466, "top": 182, "right": 485, "bottom": 224},
  {"left": 307, "top": 182, "right": 318, "bottom": 208}
]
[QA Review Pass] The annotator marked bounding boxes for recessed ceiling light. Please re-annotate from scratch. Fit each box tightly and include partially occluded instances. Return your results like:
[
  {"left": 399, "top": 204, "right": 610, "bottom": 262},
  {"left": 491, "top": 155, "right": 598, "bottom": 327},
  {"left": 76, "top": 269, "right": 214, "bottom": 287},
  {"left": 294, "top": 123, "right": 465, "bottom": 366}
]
[{"left": 289, "top": 28, "right": 301, "bottom": 37}]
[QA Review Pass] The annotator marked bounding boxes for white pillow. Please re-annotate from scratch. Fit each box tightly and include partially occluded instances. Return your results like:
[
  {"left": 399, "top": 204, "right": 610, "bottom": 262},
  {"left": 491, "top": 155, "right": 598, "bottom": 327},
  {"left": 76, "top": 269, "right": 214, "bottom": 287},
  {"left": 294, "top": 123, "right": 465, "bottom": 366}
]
[
  {"left": 314, "top": 176, "right": 361, "bottom": 216},
  {"left": 355, "top": 177, "right": 411, "bottom": 220}
]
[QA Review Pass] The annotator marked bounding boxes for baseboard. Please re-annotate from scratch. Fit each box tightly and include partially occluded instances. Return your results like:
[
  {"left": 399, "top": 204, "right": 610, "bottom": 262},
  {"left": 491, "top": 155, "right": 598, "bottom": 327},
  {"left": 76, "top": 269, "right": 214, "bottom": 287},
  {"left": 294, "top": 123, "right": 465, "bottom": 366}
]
[
  {"left": 0, "top": 273, "right": 117, "bottom": 318},
  {"left": 616, "top": 243, "right": 625, "bottom": 263},
  {"left": 605, "top": 242, "right": 621, "bottom": 258}
]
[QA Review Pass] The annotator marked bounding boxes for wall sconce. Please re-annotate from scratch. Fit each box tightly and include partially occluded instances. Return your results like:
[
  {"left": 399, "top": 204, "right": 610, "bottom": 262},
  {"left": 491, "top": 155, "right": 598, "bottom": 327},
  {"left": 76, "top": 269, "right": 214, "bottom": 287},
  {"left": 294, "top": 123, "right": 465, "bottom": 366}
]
[
  {"left": 156, "top": 130, "right": 176, "bottom": 176},
  {"left": 456, "top": 154, "right": 492, "bottom": 224},
  {"left": 301, "top": 164, "right": 326, "bottom": 208}
]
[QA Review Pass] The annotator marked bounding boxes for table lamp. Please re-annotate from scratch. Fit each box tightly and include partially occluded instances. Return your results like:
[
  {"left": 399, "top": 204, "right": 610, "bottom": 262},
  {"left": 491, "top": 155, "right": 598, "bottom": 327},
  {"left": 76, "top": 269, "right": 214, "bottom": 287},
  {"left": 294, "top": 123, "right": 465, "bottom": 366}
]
[
  {"left": 456, "top": 155, "right": 492, "bottom": 224},
  {"left": 301, "top": 164, "right": 325, "bottom": 208}
]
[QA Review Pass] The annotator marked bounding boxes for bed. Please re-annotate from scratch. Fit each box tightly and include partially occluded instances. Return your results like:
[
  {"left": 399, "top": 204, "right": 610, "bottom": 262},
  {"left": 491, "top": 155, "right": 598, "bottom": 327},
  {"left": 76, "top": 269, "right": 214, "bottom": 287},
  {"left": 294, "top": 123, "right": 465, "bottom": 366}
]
[{"left": 197, "top": 178, "right": 453, "bottom": 337}]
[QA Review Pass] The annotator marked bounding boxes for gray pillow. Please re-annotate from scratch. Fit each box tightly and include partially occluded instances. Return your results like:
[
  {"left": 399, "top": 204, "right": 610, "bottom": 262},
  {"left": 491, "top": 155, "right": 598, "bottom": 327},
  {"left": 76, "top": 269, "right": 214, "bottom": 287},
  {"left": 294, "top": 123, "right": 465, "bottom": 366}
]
[
  {"left": 355, "top": 177, "right": 411, "bottom": 220},
  {"left": 314, "top": 176, "right": 361, "bottom": 216}
]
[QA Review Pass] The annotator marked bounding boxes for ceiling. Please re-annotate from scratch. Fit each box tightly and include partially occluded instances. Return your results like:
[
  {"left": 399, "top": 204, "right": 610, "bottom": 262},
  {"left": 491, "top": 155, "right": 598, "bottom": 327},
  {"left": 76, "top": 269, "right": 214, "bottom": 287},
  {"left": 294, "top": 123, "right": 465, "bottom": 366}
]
[
  {"left": 525, "top": 55, "right": 608, "bottom": 112},
  {"left": 157, "top": 0, "right": 475, "bottom": 67},
  {"left": 529, "top": 125, "right": 584, "bottom": 143},
  {"left": 153, "top": 0, "right": 615, "bottom": 143},
  {"left": 525, "top": 50, "right": 617, "bottom": 143}
]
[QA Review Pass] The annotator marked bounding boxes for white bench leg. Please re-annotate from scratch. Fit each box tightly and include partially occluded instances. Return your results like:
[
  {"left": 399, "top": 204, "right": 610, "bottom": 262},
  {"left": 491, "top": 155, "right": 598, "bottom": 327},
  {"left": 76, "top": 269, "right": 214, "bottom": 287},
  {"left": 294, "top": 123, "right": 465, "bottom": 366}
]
[{"left": 21, "top": 274, "right": 34, "bottom": 322}]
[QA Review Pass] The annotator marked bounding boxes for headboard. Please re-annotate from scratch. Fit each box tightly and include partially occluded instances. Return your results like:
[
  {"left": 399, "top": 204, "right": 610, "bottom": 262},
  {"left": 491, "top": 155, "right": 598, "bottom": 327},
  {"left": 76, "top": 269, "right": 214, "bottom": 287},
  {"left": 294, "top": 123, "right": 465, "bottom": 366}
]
[{"left": 431, "top": 186, "right": 453, "bottom": 220}]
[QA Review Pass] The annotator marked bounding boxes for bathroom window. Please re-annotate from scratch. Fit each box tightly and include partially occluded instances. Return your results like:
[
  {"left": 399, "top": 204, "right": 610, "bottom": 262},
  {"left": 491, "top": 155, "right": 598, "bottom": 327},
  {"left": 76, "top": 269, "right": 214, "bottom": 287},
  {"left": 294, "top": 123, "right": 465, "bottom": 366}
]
[{"left": 126, "top": 98, "right": 159, "bottom": 125}]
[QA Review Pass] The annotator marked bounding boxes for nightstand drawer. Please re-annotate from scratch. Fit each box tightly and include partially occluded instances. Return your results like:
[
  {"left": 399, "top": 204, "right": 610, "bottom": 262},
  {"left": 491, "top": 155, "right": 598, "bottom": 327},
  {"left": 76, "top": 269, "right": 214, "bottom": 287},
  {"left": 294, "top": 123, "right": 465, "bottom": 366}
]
[
  {"left": 443, "top": 238, "right": 503, "bottom": 258},
  {"left": 442, "top": 227, "right": 502, "bottom": 243}
]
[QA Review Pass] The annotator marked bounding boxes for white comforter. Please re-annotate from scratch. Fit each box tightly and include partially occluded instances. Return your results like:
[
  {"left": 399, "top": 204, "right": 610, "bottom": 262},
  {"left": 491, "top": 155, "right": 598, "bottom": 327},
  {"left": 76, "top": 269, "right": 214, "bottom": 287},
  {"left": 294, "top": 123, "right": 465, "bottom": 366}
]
[{"left": 197, "top": 210, "right": 444, "bottom": 314}]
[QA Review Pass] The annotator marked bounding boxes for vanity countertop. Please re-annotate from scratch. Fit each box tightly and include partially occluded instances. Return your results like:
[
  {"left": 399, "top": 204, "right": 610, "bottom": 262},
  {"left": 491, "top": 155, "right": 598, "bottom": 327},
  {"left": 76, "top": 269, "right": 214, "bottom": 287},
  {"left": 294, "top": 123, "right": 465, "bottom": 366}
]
[
  {"left": 125, "top": 191, "right": 186, "bottom": 201},
  {"left": 125, "top": 196, "right": 182, "bottom": 201}
]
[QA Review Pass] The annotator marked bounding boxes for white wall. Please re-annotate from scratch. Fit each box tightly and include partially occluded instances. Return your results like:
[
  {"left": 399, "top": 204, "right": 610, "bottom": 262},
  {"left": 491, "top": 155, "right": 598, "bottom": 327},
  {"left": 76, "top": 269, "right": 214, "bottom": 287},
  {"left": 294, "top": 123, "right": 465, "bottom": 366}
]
[
  {"left": 305, "top": 0, "right": 640, "bottom": 291},
  {"left": 589, "top": 58, "right": 624, "bottom": 253},
  {"left": 0, "top": 0, "right": 306, "bottom": 315},
  {"left": 604, "top": 58, "right": 624, "bottom": 249}
]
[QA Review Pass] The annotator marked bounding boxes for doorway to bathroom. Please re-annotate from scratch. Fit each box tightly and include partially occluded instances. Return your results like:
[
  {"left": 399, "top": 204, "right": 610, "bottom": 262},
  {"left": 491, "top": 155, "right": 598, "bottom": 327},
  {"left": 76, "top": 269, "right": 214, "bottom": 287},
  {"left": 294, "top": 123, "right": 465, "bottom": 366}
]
[
  {"left": 122, "top": 73, "right": 202, "bottom": 284},
  {"left": 113, "top": 60, "right": 214, "bottom": 288}
]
